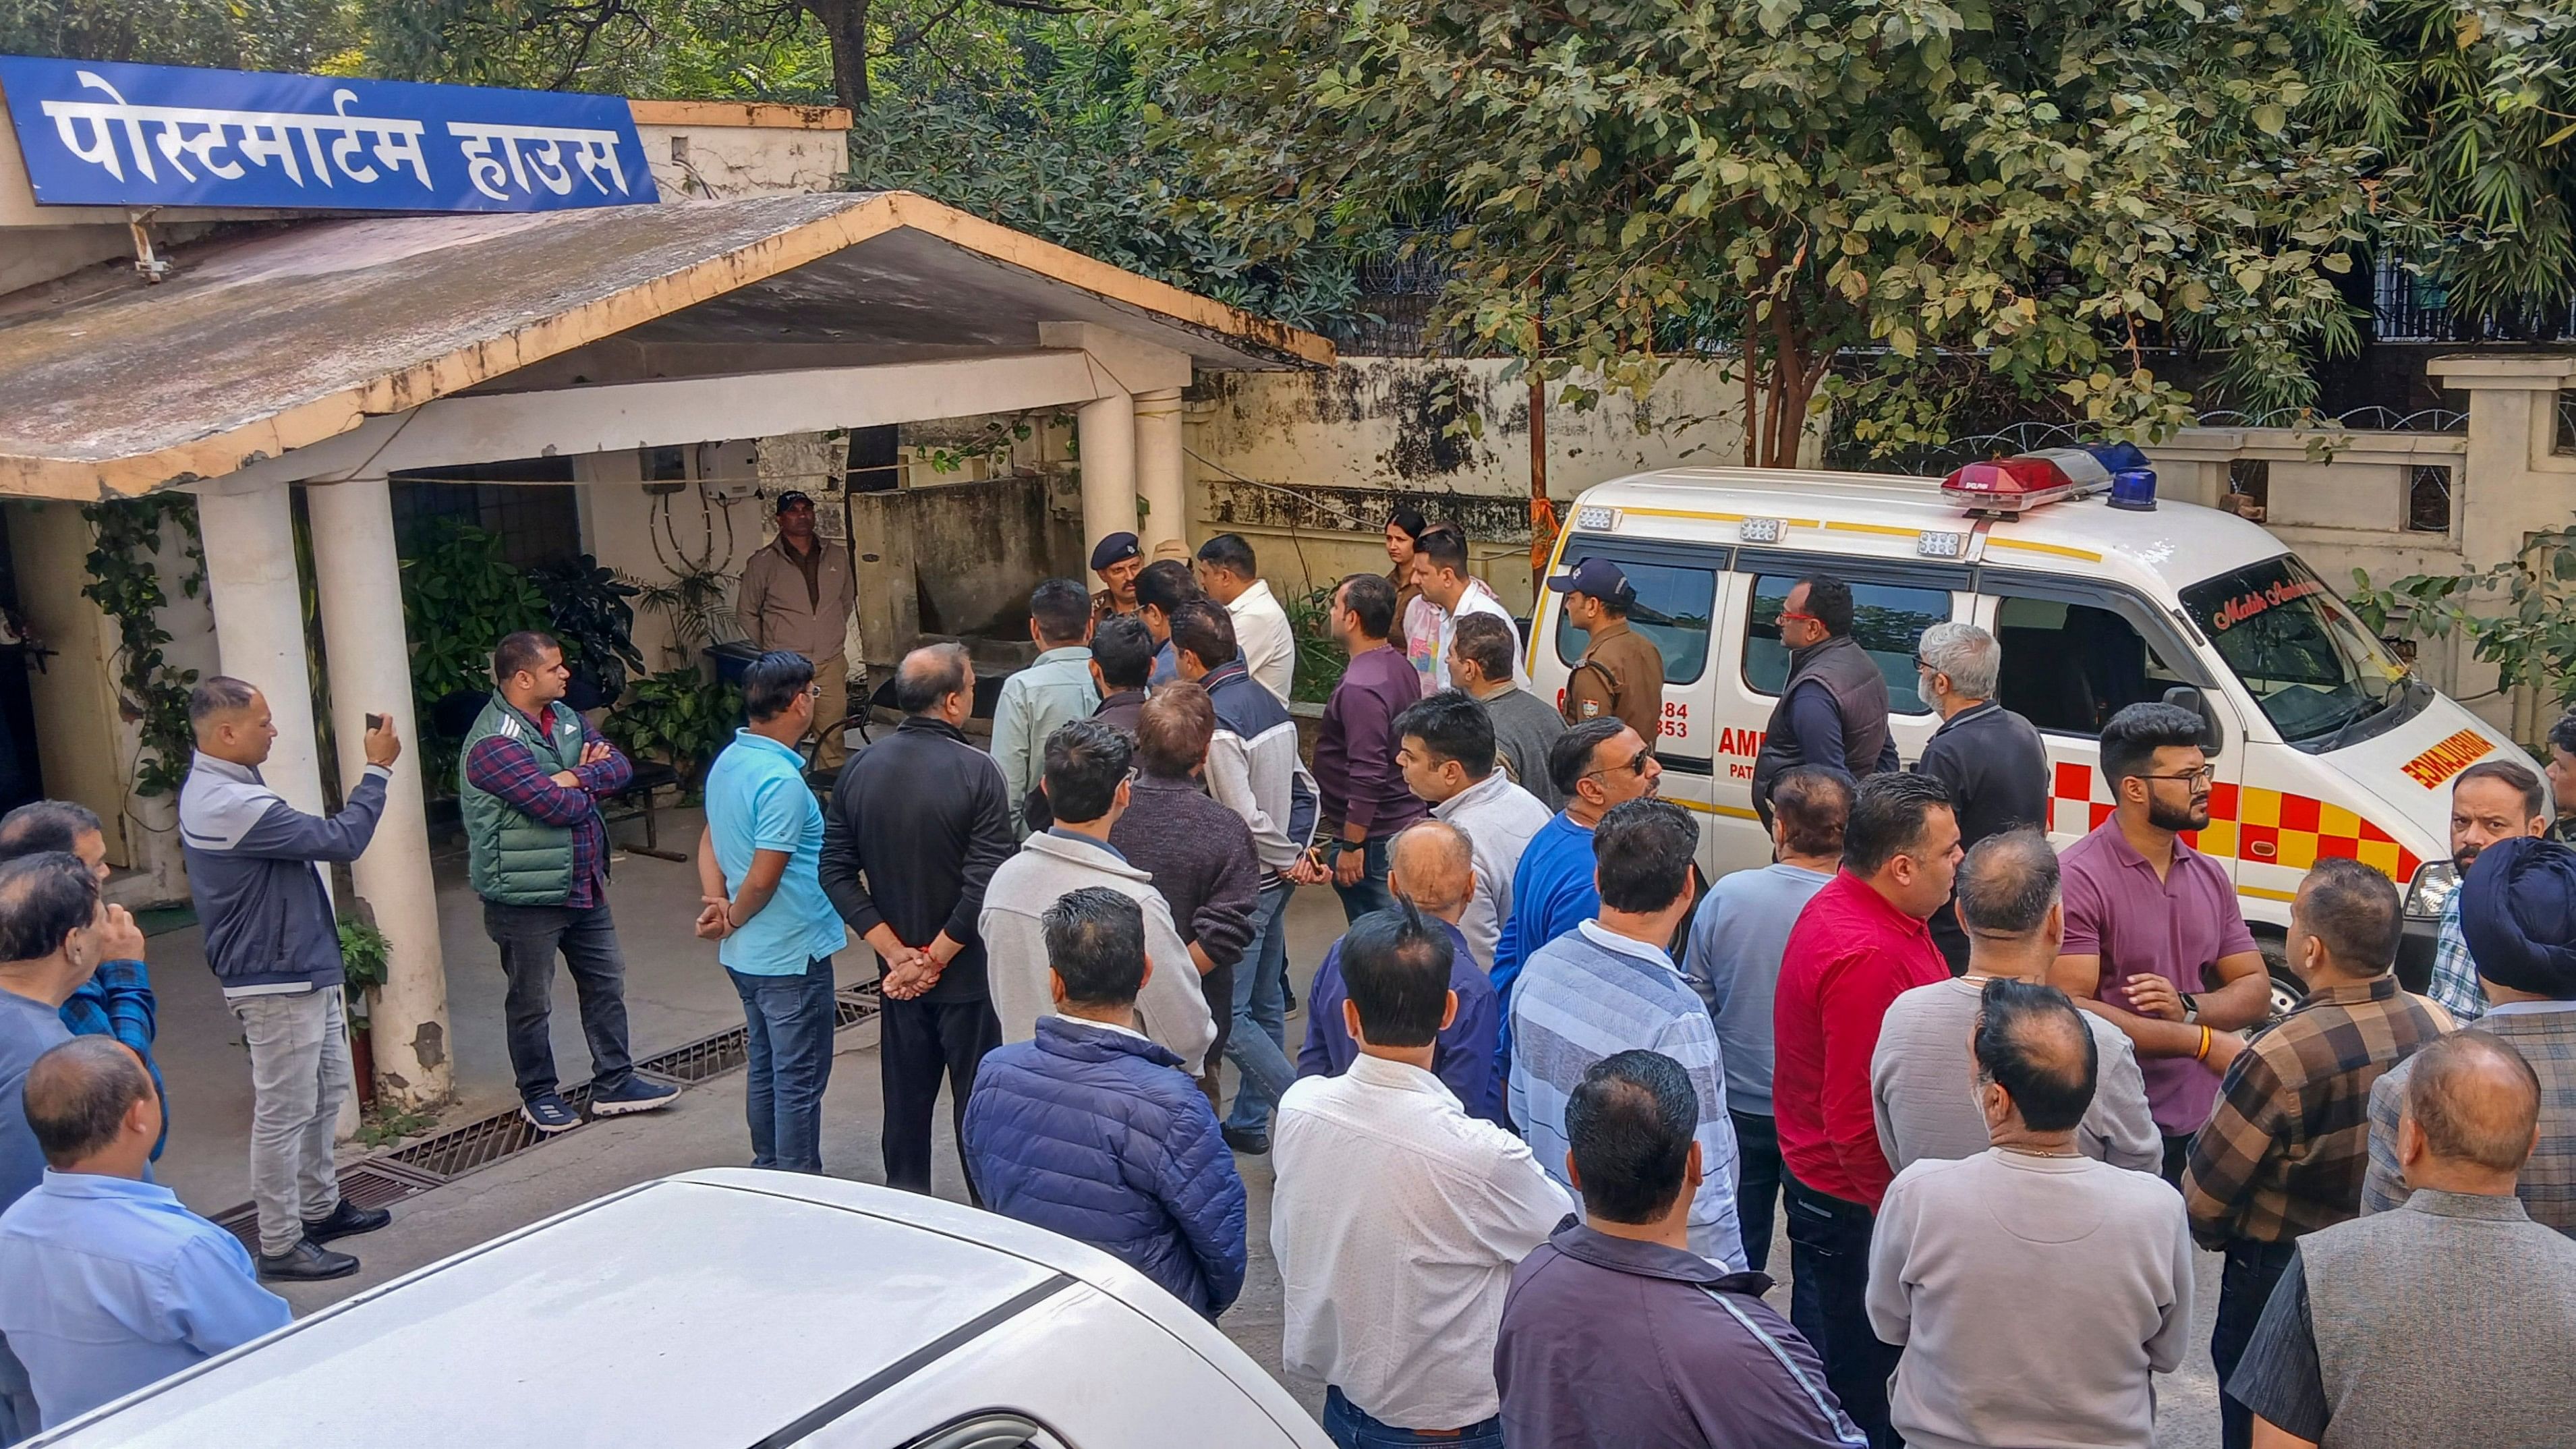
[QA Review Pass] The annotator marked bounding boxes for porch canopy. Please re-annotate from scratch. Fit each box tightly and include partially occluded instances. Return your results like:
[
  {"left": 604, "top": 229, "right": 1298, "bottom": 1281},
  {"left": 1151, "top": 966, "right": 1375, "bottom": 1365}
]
[{"left": 0, "top": 188, "right": 1332, "bottom": 1106}]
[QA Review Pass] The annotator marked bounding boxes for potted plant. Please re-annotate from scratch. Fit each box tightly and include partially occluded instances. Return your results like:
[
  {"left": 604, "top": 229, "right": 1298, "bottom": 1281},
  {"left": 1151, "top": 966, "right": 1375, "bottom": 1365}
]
[{"left": 338, "top": 917, "right": 391, "bottom": 1110}]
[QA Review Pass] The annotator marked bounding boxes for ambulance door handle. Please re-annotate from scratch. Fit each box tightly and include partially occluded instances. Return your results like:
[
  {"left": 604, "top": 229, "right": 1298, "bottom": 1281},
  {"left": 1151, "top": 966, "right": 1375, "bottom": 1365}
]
[{"left": 2250, "top": 841, "right": 2276, "bottom": 859}]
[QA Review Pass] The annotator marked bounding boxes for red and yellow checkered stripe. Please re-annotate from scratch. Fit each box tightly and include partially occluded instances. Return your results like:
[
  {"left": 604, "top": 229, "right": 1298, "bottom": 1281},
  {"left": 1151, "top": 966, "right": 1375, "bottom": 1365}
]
[{"left": 2049, "top": 764, "right": 2422, "bottom": 882}]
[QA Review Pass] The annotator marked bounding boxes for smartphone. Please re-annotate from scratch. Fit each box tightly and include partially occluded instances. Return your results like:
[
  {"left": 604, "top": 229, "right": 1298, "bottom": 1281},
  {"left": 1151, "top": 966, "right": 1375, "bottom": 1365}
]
[{"left": 364, "top": 712, "right": 387, "bottom": 733}]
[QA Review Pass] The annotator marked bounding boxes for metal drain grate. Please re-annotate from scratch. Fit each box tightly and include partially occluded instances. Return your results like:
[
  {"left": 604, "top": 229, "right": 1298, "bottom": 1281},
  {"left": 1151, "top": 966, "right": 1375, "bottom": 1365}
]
[
  {"left": 202, "top": 980, "right": 887, "bottom": 1245},
  {"left": 210, "top": 1160, "right": 448, "bottom": 1255}
]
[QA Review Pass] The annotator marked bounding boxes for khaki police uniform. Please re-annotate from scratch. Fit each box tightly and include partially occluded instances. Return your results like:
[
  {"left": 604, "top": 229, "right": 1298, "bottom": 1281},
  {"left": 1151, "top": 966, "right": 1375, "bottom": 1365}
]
[
  {"left": 1091, "top": 588, "right": 1139, "bottom": 624},
  {"left": 1563, "top": 618, "right": 1665, "bottom": 745}
]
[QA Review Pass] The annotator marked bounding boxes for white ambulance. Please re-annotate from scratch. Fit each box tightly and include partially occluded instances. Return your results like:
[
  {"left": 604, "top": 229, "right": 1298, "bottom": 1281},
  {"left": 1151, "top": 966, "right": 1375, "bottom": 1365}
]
[{"left": 1525, "top": 450, "right": 2534, "bottom": 1002}]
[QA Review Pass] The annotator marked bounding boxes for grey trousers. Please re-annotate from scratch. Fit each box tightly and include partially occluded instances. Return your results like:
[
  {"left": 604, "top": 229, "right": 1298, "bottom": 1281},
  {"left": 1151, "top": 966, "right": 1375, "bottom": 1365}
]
[{"left": 228, "top": 987, "right": 351, "bottom": 1257}]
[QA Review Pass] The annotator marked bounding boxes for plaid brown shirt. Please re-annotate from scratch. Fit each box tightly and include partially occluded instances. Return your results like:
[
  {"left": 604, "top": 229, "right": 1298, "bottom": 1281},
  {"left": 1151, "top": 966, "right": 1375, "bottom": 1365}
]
[{"left": 2183, "top": 975, "right": 2447, "bottom": 1249}]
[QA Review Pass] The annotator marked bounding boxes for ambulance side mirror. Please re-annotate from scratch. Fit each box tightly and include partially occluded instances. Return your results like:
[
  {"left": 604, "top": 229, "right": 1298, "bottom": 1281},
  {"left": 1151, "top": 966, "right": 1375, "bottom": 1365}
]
[{"left": 2161, "top": 686, "right": 2225, "bottom": 759}]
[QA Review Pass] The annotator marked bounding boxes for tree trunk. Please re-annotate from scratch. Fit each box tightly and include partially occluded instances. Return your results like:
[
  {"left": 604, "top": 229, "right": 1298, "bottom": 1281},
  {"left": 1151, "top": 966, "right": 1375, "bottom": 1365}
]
[{"left": 799, "top": 0, "right": 871, "bottom": 107}]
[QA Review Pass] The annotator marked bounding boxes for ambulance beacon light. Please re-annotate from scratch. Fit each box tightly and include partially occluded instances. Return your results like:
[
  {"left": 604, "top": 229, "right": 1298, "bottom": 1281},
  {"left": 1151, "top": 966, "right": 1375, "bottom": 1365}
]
[{"left": 1939, "top": 443, "right": 2152, "bottom": 516}]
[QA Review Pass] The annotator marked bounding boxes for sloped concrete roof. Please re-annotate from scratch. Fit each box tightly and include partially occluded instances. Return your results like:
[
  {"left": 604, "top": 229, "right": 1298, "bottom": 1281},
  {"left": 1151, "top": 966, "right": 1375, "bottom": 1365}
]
[{"left": 0, "top": 190, "right": 1332, "bottom": 499}]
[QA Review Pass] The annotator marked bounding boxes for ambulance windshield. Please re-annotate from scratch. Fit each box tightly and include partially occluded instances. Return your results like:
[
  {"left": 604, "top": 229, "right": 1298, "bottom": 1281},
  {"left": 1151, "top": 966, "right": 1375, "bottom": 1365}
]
[{"left": 2177, "top": 555, "right": 2422, "bottom": 749}]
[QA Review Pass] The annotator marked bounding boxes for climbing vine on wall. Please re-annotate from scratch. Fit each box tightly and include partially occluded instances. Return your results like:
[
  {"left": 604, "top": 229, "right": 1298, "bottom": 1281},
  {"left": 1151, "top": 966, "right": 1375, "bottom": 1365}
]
[{"left": 80, "top": 496, "right": 207, "bottom": 799}]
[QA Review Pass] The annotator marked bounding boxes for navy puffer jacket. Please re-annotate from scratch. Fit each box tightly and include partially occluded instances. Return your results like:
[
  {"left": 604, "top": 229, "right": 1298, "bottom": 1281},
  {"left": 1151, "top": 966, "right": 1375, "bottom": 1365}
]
[{"left": 963, "top": 1015, "right": 1248, "bottom": 1316}]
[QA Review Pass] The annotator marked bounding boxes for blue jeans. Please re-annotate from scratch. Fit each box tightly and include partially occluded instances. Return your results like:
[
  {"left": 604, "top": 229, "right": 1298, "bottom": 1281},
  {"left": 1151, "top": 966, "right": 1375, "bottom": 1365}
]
[
  {"left": 1323, "top": 1386, "right": 1502, "bottom": 1448},
  {"left": 1224, "top": 878, "right": 1299, "bottom": 1137},
  {"left": 728, "top": 957, "right": 837, "bottom": 1174},
  {"left": 1784, "top": 1177, "right": 1900, "bottom": 1449},
  {"left": 1330, "top": 836, "right": 1397, "bottom": 924},
  {"left": 2215, "top": 1237, "right": 2301, "bottom": 1449}
]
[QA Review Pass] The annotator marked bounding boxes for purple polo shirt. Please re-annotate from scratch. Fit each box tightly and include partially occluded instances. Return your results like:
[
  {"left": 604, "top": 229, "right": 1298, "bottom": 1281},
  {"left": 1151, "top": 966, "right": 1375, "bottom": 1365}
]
[{"left": 2059, "top": 820, "right": 2256, "bottom": 1135}]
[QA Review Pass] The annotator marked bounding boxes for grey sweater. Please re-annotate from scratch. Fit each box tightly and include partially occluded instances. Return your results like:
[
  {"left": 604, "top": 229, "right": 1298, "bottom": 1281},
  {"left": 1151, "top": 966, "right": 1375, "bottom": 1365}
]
[
  {"left": 1871, "top": 976, "right": 2162, "bottom": 1175},
  {"left": 1869, "top": 1149, "right": 2194, "bottom": 1449},
  {"left": 1481, "top": 686, "right": 1568, "bottom": 814},
  {"left": 2231, "top": 1189, "right": 2576, "bottom": 1449}
]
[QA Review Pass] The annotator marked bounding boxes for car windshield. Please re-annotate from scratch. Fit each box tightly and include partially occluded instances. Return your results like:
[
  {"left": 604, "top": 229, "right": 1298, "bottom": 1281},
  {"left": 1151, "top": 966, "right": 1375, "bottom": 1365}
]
[{"left": 2177, "top": 555, "right": 2414, "bottom": 745}]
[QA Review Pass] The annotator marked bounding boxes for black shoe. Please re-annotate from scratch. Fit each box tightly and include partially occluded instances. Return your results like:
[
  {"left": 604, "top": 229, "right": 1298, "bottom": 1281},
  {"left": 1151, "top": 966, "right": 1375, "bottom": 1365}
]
[
  {"left": 302, "top": 1199, "right": 391, "bottom": 1243},
  {"left": 258, "top": 1239, "right": 359, "bottom": 1282},
  {"left": 1221, "top": 1125, "right": 1270, "bottom": 1156}
]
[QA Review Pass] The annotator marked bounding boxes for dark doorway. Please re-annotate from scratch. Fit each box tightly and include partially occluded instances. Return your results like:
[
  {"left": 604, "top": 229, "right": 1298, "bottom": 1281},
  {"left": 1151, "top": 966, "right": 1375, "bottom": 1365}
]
[{"left": 0, "top": 508, "right": 43, "bottom": 816}]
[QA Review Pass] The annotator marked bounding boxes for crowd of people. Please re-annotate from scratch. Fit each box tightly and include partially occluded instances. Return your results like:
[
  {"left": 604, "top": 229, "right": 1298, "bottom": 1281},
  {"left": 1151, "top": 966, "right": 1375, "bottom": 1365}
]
[{"left": 1, "top": 510, "right": 2575, "bottom": 1448}]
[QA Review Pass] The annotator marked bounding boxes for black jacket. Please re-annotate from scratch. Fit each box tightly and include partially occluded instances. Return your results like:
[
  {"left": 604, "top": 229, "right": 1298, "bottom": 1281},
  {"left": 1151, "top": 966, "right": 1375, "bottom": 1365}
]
[
  {"left": 820, "top": 715, "right": 1019, "bottom": 1004},
  {"left": 1912, "top": 700, "right": 2051, "bottom": 970}
]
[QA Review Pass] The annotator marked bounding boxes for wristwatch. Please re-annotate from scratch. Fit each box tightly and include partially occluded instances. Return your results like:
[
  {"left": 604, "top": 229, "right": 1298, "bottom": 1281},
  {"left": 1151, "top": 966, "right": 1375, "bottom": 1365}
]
[{"left": 2179, "top": 993, "right": 2201, "bottom": 1025}]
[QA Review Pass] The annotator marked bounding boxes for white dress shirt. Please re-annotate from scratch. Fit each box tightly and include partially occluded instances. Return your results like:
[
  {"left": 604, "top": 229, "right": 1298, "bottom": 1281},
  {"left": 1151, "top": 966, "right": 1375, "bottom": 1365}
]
[
  {"left": 1429, "top": 770, "right": 1553, "bottom": 971},
  {"left": 1272, "top": 1054, "right": 1574, "bottom": 1429},
  {"left": 1432, "top": 581, "right": 1530, "bottom": 691},
  {"left": 1227, "top": 579, "right": 1298, "bottom": 704}
]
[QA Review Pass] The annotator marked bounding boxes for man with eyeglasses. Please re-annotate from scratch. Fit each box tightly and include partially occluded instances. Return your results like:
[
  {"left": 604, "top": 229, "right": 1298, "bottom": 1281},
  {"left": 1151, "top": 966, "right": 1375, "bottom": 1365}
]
[
  {"left": 1489, "top": 719, "right": 1663, "bottom": 1083},
  {"left": 1750, "top": 575, "right": 1898, "bottom": 830},
  {"left": 2050, "top": 702, "right": 2271, "bottom": 1185}
]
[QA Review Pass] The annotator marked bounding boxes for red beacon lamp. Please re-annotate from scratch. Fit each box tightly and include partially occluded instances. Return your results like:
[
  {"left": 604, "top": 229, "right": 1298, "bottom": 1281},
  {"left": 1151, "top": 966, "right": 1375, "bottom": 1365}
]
[{"left": 1940, "top": 444, "right": 2154, "bottom": 517}]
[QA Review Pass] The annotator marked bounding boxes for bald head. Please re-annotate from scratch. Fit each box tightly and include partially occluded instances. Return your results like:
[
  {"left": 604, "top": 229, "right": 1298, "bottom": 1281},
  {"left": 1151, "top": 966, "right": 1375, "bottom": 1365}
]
[
  {"left": 2406, "top": 1031, "right": 2542, "bottom": 1178},
  {"left": 1390, "top": 822, "right": 1475, "bottom": 917},
  {"left": 25, "top": 1036, "right": 155, "bottom": 1170},
  {"left": 1973, "top": 977, "right": 2097, "bottom": 1132},
  {"left": 893, "top": 643, "right": 971, "bottom": 717}
]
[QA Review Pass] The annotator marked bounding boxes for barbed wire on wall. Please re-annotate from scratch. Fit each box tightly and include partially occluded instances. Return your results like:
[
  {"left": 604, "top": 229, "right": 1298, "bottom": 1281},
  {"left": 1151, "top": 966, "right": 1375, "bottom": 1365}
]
[{"left": 1885, "top": 404, "right": 2473, "bottom": 478}]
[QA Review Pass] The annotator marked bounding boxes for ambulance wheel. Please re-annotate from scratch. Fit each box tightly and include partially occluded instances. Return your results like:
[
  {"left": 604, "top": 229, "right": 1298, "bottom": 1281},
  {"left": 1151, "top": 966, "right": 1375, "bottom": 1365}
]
[{"left": 2258, "top": 934, "right": 2303, "bottom": 1023}]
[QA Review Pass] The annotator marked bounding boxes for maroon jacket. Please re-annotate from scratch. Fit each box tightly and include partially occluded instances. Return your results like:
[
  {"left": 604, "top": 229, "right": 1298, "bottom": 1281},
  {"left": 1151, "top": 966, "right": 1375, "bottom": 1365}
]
[
  {"left": 1314, "top": 644, "right": 1429, "bottom": 841},
  {"left": 1496, "top": 1220, "right": 1864, "bottom": 1448}
]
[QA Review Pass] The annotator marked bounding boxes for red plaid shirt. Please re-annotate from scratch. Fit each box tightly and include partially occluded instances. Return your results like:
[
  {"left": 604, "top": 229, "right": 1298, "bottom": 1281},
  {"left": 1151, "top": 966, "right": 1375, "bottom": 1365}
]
[{"left": 463, "top": 704, "right": 631, "bottom": 909}]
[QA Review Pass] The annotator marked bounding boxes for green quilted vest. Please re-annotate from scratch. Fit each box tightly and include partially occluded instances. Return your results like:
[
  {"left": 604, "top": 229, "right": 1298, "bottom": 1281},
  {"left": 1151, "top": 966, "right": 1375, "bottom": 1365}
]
[{"left": 460, "top": 695, "right": 589, "bottom": 905}]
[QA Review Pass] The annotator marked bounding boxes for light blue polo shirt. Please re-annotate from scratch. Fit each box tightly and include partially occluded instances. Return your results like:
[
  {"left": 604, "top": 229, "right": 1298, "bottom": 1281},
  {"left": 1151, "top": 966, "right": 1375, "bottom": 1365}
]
[{"left": 703, "top": 730, "right": 848, "bottom": 975}]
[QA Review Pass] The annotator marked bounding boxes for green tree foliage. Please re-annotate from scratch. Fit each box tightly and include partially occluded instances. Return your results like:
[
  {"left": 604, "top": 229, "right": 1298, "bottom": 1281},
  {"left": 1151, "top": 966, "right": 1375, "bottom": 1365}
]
[
  {"left": 358, "top": 2, "right": 1370, "bottom": 324},
  {"left": 847, "top": 18, "right": 1363, "bottom": 328},
  {"left": 361, "top": 0, "right": 837, "bottom": 102},
  {"left": 0, "top": 0, "right": 355, "bottom": 71},
  {"left": 1153, "top": 0, "right": 2382, "bottom": 463},
  {"left": 2313, "top": 0, "right": 2576, "bottom": 334}
]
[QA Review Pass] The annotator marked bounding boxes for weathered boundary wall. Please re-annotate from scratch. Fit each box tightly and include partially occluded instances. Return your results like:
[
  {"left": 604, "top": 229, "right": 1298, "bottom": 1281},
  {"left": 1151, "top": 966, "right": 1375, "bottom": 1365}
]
[
  {"left": 2145, "top": 354, "right": 2576, "bottom": 741},
  {"left": 1190, "top": 358, "right": 1781, "bottom": 613}
]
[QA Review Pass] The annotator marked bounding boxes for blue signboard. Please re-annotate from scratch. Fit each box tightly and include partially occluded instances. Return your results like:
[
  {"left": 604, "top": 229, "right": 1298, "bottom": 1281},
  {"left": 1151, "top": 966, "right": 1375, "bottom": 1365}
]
[{"left": 0, "top": 55, "right": 658, "bottom": 212}]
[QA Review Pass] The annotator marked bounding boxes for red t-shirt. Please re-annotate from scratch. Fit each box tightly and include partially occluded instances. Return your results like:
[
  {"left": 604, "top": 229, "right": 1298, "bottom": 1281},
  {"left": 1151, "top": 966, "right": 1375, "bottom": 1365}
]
[{"left": 1773, "top": 870, "right": 1949, "bottom": 1208}]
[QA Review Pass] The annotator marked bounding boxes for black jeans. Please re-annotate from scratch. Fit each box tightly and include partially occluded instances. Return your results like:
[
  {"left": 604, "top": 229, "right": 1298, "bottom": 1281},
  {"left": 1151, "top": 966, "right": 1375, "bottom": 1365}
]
[
  {"left": 2162, "top": 1133, "right": 2194, "bottom": 1188},
  {"left": 1731, "top": 1108, "right": 1790, "bottom": 1275},
  {"left": 483, "top": 901, "right": 635, "bottom": 1102},
  {"left": 880, "top": 994, "right": 1002, "bottom": 1198},
  {"left": 2215, "top": 1237, "right": 2301, "bottom": 1449},
  {"left": 1783, "top": 1177, "right": 1901, "bottom": 1449}
]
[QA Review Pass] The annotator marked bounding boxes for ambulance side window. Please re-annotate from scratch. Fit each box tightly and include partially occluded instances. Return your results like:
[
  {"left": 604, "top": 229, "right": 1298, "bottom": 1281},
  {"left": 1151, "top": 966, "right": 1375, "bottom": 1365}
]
[
  {"left": 1990, "top": 594, "right": 2195, "bottom": 735},
  {"left": 1742, "top": 575, "right": 1951, "bottom": 714},
  {"left": 1550, "top": 557, "right": 1718, "bottom": 684}
]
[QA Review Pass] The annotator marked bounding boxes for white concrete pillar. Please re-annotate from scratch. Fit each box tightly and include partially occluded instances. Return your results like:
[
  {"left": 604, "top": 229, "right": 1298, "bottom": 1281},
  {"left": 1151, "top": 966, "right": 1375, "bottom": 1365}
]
[
  {"left": 1135, "top": 388, "right": 1186, "bottom": 555},
  {"left": 306, "top": 478, "right": 455, "bottom": 1110},
  {"left": 1077, "top": 389, "right": 1137, "bottom": 552},
  {"left": 196, "top": 484, "right": 326, "bottom": 820}
]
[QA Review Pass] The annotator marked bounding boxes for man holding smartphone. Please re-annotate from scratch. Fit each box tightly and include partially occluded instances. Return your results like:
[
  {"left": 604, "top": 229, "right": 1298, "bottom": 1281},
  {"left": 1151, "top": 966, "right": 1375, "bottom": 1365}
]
[
  {"left": 2051, "top": 703, "right": 2271, "bottom": 1184},
  {"left": 461, "top": 631, "right": 679, "bottom": 1137}
]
